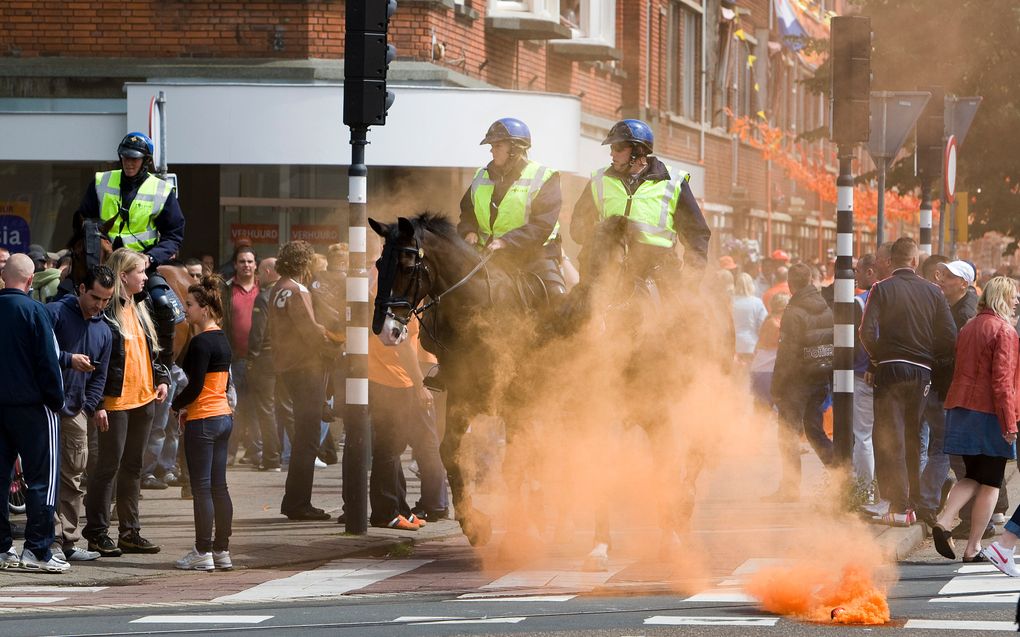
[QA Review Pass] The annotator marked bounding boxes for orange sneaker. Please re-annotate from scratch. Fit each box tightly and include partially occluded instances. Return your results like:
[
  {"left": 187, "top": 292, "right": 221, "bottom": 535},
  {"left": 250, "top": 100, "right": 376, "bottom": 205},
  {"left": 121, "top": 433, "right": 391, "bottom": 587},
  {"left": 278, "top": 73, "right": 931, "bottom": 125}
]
[
  {"left": 407, "top": 513, "right": 427, "bottom": 528},
  {"left": 385, "top": 515, "right": 420, "bottom": 531}
]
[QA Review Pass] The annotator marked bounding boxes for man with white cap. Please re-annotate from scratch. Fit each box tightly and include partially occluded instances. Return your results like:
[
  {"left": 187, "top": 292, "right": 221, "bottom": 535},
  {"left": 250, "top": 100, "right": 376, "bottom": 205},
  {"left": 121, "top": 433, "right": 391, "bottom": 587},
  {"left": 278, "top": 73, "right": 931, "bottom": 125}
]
[{"left": 917, "top": 260, "right": 979, "bottom": 527}]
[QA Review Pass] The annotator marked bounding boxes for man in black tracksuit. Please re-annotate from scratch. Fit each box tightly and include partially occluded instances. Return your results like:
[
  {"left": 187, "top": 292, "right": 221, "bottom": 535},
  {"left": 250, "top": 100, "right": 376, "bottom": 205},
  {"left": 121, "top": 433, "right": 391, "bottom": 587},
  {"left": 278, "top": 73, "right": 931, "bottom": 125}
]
[
  {"left": 860, "top": 238, "right": 957, "bottom": 524},
  {"left": 0, "top": 253, "right": 66, "bottom": 571},
  {"left": 769, "top": 263, "right": 835, "bottom": 501}
]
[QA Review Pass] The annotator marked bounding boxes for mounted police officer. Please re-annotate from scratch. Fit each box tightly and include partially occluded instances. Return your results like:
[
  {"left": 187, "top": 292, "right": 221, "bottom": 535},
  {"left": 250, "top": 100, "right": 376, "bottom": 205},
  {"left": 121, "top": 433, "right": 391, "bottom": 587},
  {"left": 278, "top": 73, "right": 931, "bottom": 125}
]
[
  {"left": 72, "top": 132, "right": 185, "bottom": 350},
  {"left": 457, "top": 118, "right": 566, "bottom": 303},
  {"left": 570, "top": 119, "right": 711, "bottom": 292}
]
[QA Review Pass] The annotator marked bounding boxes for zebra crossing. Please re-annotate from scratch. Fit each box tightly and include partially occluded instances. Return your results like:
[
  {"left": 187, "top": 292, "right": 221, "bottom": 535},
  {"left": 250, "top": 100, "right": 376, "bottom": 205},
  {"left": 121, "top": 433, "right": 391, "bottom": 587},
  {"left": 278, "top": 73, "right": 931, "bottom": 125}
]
[{"left": 0, "top": 557, "right": 1017, "bottom": 633}]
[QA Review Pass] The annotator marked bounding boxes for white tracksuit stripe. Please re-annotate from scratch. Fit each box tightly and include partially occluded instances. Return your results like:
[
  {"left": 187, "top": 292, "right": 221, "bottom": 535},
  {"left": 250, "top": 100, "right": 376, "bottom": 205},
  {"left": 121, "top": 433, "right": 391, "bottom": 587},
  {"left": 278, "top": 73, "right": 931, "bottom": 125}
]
[{"left": 44, "top": 407, "right": 58, "bottom": 507}]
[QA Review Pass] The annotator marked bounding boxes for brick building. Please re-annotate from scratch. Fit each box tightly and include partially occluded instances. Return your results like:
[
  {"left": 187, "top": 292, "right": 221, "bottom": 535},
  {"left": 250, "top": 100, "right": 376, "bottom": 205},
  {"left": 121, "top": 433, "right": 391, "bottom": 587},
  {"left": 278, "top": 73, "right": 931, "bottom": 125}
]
[{"left": 0, "top": 0, "right": 867, "bottom": 264}]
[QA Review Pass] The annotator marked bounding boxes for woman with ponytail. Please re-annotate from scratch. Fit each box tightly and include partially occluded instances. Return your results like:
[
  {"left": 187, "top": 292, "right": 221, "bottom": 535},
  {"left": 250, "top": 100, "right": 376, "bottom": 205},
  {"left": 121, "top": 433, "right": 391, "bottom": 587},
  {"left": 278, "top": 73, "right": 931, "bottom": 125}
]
[
  {"left": 84, "top": 248, "right": 170, "bottom": 557},
  {"left": 171, "top": 275, "right": 235, "bottom": 570}
]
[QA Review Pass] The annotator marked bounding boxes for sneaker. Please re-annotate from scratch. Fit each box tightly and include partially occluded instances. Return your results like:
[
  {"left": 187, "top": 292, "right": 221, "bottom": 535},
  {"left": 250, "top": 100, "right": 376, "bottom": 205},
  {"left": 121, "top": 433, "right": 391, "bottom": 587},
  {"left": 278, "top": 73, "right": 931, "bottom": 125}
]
[
  {"left": 259, "top": 462, "right": 282, "bottom": 472},
  {"left": 406, "top": 513, "right": 426, "bottom": 528},
  {"left": 118, "top": 531, "right": 161, "bottom": 554},
  {"left": 875, "top": 509, "right": 916, "bottom": 527},
  {"left": 0, "top": 547, "right": 20, "bottom": 569},
  {"left": 20, "top": 550, "right": 70, "bottom": 573},
  {"left": 163, "top": 471, "right": 181, "bottom": 487},
  {"left": 174, "top": 547, "right": 214, "bottom": 571},
  {"left": 984, "top": 542, "right": 1020, "bottom": 577},
  {"left": 86, "top": 533, "right": 123, "bottom": 557},
  {"left": 376, "top": 515, "right": 420, "bottom": 531},
  {"left": 314, "top": 458, "right": 327, "bottom": 468},
  {"left": 64, "top": 546, "right": 101, "bottom": 562},
  {"left": 141, "top": 475, "right": 168, "bottom": 490},
  {"left": 411, "top": 507, "right": 450, "bottom": 522},
  {"left": 992, "top": 513, "right": 1007, "bottom": 525},
  {"left": 212, "top": 550, "right": 233, "bottom": 570}
]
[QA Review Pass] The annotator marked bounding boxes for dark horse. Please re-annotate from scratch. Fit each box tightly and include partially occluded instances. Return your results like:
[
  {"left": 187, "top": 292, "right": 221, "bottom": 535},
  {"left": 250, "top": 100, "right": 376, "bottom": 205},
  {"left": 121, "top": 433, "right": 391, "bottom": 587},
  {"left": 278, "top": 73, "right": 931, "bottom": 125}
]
[
  {"left": 68, "top": 216, "right": 193, "bottom": 362},
  {"left": 370, "top": 213, "right": 717, "bottom": 562},
  {"left": 370, "top": 214, "right": 546, "bottom": 546}
]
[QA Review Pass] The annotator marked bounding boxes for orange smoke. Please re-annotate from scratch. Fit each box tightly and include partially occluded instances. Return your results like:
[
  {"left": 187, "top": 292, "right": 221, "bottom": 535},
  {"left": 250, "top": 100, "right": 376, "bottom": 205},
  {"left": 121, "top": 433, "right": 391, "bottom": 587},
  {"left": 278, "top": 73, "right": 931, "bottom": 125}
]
[{"left": 746, "top": 554, "right": 890, "bottom": 625}]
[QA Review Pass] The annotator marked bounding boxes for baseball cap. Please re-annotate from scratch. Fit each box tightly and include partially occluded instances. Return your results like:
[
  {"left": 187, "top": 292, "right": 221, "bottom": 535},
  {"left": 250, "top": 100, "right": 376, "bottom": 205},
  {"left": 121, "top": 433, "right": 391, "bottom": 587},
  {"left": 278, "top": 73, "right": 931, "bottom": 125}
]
[
  {"left": 771, "top": 249, "right": 790, "bottom": 262},
  {"left": 718, "top": 255, "right": 738, "bottom": 270},
  {"left": 941, "top": 260, "right": 976, "bottom": 284}
]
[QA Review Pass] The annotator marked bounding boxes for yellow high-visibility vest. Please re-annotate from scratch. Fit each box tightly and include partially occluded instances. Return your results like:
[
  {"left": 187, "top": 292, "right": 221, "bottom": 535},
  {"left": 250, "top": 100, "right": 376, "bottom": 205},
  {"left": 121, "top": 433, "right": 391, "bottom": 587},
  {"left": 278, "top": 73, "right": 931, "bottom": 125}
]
[
  {"left": 590, "top": 166, "right": 690, "bottom": 248},
  {"left": 470, "top": 160, "right": 557, "bottom": 246},
  {"left": 94, "top": 170, "right": 172, "bottom": 252}
]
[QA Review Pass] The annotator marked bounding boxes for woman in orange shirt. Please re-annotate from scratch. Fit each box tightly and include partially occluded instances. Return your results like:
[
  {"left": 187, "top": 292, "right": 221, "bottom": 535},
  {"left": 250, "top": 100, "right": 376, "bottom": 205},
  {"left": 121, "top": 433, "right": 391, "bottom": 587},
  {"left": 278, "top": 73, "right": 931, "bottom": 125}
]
[
  {"left": 83, "top": 249, "right": 169, "bottom": 557},
  {"left": 172, "top": 276, "right": 234, "bottom": 571}
]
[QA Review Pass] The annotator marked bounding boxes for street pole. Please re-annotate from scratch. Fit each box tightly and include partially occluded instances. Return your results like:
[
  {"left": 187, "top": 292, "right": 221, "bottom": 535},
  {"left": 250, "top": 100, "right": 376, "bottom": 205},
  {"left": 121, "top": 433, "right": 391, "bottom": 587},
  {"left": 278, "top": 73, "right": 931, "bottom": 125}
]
[
  {"left": 875, "top": 159, "right": 886, "bottom": 247},
  {"left": 948, "top": 199, "right": 957, "bottom": 257},
  {"left": 919, "top": 178, "right": 933, "bottom": 256},
  {"left": 344, "top": 125, "right": 371, "bottom": 535},
  {"left": 833, "top": 147, "right": 855, "bottom": 465}
]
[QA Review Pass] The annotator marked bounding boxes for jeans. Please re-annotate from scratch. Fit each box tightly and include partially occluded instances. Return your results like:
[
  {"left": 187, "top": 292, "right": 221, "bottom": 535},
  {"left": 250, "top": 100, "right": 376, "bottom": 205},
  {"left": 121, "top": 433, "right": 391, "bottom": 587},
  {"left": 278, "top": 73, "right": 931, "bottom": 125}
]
[
  {"left": 143, "top": 366, "right": 181, "bottom": 478},
  {"left": 919, "top": 393, "right": 951, "bottom": 512},
  {"left": 227, "top": 361, "right": 261, "bottom": 461},
  {"left": 873, "top": 363, "right": 929, "bottom": 514},
  {"left": 184, "top": 415, "right": 233, "bottom": 553},
  {"left": 411, "top": 401, "right": 449, "bottom": 512},
  {"left": 852, "top": 375, "right": 876, "bottom": 489},
  {"left": 275, "top": 373, "right": 295, "bottom": 466},
  {"left": 776, "top": 381, "right": 833, "bottom": 492},
  {"left": 280, "top": 365, "right": 325, "bottom": 514},
  {"left": 84, "top": 402, "right": 155, "bottom": 538},
  {"left": 248, "top": 366, "right": 280, "bottom": 466}
]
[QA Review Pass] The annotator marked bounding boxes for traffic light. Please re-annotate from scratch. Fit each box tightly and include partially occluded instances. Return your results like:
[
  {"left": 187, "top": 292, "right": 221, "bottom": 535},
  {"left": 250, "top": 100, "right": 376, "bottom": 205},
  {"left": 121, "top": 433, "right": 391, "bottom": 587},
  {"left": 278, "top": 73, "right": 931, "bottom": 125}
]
[
  {"left": 344, "top": 0, "right": 397, "bottom": 127},
  {"left": 830, "top": 16, "right": 871, "bottom": 144},
  {"left": 916, "top": 86, "right": 945, "bottom": 181}
]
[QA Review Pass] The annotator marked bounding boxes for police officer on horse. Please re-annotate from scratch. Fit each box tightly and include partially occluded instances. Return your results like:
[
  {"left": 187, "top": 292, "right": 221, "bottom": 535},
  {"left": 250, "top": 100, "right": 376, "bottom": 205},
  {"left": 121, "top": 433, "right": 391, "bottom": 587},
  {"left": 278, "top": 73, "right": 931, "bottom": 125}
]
[
  {"left": 72, "top": 132, "right": 186, "bottom": 336},
  {"left": 458, "top": 117, "right": 566, "bottom": 303},
  {"left": 570, "top": 119, "right": 711, "bottom": 291}
]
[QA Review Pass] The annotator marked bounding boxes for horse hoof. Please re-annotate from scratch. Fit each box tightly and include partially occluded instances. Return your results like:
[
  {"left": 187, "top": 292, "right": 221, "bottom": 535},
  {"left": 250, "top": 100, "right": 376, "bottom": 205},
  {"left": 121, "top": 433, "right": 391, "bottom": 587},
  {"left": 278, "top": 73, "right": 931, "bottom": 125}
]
[
  {"left": 582, "top": 554, "right": 609, "bottom": 572},
  {"left": 460, "top": 513, "right": 492, "bottom": 547}
]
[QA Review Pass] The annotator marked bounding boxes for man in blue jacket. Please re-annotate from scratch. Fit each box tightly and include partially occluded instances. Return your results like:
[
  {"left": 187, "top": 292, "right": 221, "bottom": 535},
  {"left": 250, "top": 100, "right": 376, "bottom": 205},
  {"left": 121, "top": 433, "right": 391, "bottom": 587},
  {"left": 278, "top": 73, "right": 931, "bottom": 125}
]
[
  {"left": 46, "top": 265, "right": 114, "bottom": 563},
  {"left": 0, "top": 253, "right": 66, "bottom": 572}
]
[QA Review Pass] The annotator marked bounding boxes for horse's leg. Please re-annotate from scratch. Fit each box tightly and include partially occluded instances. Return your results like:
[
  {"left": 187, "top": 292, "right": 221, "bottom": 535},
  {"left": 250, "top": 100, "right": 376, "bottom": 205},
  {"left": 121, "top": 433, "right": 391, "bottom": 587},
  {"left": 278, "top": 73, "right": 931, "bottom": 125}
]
[{"left": 441, "top": 397, "right": 491, "bottom": 547}]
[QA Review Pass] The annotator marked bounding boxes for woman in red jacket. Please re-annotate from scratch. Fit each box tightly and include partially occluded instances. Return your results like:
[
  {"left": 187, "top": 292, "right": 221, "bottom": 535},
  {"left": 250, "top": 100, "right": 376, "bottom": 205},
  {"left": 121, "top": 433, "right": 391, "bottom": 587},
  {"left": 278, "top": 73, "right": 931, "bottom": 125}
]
[{"left": 932, "top": 276, "right": 1020, "bottom": 562}]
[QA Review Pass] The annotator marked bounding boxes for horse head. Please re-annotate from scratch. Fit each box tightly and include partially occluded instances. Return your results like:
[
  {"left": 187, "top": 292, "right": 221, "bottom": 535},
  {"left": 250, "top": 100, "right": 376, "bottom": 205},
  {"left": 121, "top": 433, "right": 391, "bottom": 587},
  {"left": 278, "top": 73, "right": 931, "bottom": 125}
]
[
  {"left": 370, "top": 216, "right": 434, "bottom": 346},
  {"left": 68, "top": 214, "right": 115, "bottom": 285}
]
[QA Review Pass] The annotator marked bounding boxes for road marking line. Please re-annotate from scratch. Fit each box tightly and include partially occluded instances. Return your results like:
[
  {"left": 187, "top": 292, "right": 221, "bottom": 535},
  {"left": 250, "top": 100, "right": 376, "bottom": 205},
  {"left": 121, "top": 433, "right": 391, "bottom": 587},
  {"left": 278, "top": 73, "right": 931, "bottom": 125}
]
[
  {"left": 131, "top": 615, "right": 273, "bottom": 624},
  {"left": 214, "top": 559, "right": 431, "bottom": 602},
  {"left": 930, "top": 593, "right": 1018, "bottom": 604},
  {"left": 938, "top": 574, "right": 1020, "bottom": 596},
  {"left": 731, "top": 558, "right": 787, "bottom": 575},
  {"left": 0, "top": 586, "right": 108, "bottom": 592},
  {"left": 0, "top": 597, "right": 67, "bottom": 604},
  {"left": 957, "top": 565, "right": 998, "bottom": 574},
  {"left": 684, "top": 590, "right": 758, "bottom": 603},
  {"left": 481, "top": 561, "right": 628, "bottom": 591},
  {"left": 394, "top": 616, "right": 526, "bottom": 625},
  {"left": 453, "top": 594, "right": 576, "bottom": 602},
  {"left": 645, "top": 615, "right": 779, "bottom": 626},
  {"left": 905, "top": 619, "right": 1017, "bottom": 631}
]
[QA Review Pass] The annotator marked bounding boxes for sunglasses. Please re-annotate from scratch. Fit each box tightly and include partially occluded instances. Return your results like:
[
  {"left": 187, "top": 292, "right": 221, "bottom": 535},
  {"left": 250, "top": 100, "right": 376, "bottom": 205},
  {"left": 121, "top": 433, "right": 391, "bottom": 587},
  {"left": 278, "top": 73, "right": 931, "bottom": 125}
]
[{"left": 611, "top": 142, "right": 633, "bottom": 153}]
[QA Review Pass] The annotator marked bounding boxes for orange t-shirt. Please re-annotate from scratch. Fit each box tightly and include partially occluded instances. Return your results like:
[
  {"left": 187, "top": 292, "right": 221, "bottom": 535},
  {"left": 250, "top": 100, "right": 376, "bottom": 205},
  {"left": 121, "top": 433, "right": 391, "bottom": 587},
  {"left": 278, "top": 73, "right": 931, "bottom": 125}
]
[
  {"left": 369, "top": 318, "right": 419, "bottom": 388},
  {"left": 106, "top": 303, "right": 157, "bottom": 411}
]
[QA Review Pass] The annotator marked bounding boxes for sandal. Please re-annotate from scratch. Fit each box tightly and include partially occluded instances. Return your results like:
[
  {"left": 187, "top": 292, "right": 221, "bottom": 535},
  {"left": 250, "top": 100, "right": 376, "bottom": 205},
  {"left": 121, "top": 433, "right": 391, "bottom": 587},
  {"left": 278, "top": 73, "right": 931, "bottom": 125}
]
[
  {"left": 962, "top": 552, "right": 989, "bottom": 563},
  {"left": 932, "top": 525, "right": 956, "bottom": 560}
]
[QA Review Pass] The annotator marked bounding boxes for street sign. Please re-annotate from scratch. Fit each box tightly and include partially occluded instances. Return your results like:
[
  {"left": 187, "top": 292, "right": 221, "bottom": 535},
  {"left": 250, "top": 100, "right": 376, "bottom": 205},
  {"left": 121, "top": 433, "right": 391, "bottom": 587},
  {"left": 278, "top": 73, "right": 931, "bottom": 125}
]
[
  {"left": 867, "top": 91, "right": 931, "bottom": 161},
  {"left": 945, "top": 96, "right": 982, "bottom": 148},
  {"left": 148, "top": 95, "right": 162, "bottom": 171},
  {"left": 944, "top": 135, "right": 957, "bottom": 203},
  {"left": 0, "top": 215, "right": 30, "bottom": 253}
]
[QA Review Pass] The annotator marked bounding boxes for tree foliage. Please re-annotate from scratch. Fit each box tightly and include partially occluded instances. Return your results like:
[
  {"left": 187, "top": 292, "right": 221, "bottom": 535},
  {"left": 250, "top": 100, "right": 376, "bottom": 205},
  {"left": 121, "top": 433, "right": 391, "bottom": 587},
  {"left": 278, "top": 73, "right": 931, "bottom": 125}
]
[{"left": 810, "top": 0, "right": 1020, "bottom": 241}]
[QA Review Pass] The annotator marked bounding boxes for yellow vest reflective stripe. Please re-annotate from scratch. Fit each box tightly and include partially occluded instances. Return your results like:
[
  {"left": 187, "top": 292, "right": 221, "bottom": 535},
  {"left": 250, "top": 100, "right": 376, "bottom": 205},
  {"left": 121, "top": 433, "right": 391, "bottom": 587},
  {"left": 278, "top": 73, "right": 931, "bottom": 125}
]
[
  {"left": 470, "top": 160, "right": 556, "bottom": 246},
  {"left": 95, "top": 171, "right": 171, "bottom": 252},
  {"left": 590, "top": 165, "right": 690, "bottom": 248}
]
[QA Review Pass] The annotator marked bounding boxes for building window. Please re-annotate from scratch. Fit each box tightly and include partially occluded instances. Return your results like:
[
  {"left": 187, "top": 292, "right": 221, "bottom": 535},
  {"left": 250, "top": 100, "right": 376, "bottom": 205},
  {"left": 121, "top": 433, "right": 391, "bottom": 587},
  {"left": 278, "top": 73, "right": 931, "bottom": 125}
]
[
  {"left": 558, "top": 0, "right": 615, "bottom": 45},
  {"left": 667, "top": 2, "right": 702, "bottom": 121},
  {"left": 490, "top": 0, "right": 560, "bottom": 20}
]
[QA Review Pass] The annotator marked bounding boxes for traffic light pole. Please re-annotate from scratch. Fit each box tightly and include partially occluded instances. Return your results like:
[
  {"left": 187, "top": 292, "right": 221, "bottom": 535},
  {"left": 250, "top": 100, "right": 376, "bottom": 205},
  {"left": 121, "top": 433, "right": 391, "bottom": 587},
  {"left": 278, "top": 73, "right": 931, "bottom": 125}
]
[
  {"left": 344, "top": 125, "right": 371, "bottom": 535},
  {"left": 833, "top": 147, "right": 855, "bottom": 466},
  {"left": 919, "top": 178, "right": 933, "bottom": 256}
]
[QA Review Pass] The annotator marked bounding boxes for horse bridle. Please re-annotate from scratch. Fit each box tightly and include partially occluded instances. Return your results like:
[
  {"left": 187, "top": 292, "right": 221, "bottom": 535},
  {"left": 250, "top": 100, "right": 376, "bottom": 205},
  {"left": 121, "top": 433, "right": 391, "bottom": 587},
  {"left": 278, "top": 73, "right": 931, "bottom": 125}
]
[{"left": 373, "top": 234, "right": 494, "bottom": 347}]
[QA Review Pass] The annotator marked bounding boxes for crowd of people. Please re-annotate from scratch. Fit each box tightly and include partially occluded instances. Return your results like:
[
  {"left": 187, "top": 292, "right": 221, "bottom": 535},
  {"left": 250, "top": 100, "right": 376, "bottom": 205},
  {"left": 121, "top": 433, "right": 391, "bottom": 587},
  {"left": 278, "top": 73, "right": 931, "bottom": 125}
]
[{"left": 725, "top": 238, "right": 1020, "bottom": 575}]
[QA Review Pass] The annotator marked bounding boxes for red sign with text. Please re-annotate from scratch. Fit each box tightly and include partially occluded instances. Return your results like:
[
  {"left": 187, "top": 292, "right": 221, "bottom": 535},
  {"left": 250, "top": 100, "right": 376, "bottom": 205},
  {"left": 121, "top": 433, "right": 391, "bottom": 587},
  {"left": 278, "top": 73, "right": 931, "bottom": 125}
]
[
  {"left": 291, "top": 225, "right": 340, "bottom": 244},
  {"left": 230, "top": 224, "right": 279, "bottom": 244}
]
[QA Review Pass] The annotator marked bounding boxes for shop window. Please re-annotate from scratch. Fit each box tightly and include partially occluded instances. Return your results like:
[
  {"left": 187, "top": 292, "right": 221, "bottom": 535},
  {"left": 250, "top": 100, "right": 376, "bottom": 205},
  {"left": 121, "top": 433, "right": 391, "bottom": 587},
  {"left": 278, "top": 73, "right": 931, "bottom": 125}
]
[
  {"left": 549, "top": 0, "right": 619, "bottom": 59},
  {"left": 487, "top": 0, "right": 571, "bottom": 39}
]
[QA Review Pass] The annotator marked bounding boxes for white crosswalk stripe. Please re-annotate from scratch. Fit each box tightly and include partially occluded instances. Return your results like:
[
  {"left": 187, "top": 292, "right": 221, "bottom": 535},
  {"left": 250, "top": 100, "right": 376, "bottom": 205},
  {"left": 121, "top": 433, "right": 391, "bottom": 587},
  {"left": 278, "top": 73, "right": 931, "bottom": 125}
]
[
  {"left": 905, "top": 619, "right": 1018, "bottom": 631},
  {"left": 131, "top": 615, "right": 273, "bottom": 624},
  {"left": 645, "top": 616, "right": 779, "bottom": 626},
  {"left": 930, "top": 564, "right": 1020, "bottom": 604}
]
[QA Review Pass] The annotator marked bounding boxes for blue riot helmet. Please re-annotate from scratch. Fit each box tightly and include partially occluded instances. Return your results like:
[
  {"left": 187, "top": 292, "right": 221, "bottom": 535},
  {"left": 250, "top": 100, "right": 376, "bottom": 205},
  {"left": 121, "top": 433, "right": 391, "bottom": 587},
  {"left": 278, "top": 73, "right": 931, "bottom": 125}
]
[
  {"left": 602, "top": 119, "right": 654, "bottom": 155},
  {"left": 118, "top": 132, "right": 154, "bottom": 159},
  {"left": 480, "top": 118, "right": 532, "bottom": 149}
]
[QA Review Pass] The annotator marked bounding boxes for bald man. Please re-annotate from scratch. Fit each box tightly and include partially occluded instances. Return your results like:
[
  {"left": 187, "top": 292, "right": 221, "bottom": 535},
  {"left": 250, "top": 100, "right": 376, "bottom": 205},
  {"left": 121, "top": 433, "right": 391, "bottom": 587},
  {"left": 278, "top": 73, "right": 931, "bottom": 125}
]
[{"left": 0, "top": 253, "right": 67, "bottom": 571}]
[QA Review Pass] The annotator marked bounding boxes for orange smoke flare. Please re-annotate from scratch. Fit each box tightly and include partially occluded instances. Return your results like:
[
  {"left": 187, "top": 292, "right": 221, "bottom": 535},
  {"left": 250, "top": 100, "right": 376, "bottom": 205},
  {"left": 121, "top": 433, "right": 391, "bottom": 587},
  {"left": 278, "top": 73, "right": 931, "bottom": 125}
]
[{"left": 746, "top": 560, "right": 890, "bottom": 625}]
